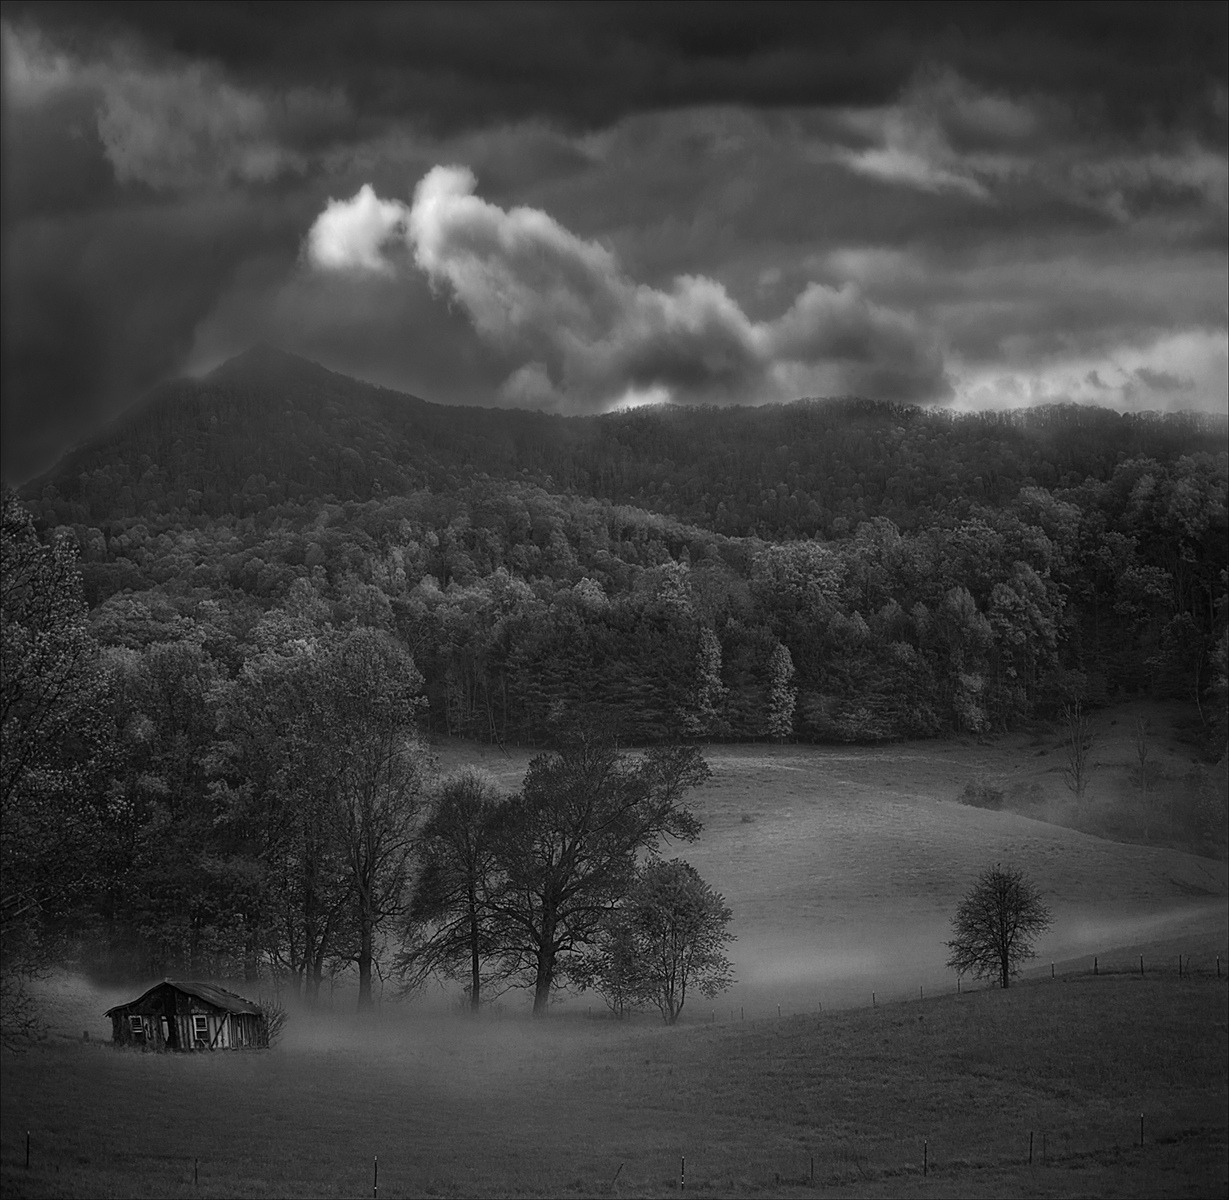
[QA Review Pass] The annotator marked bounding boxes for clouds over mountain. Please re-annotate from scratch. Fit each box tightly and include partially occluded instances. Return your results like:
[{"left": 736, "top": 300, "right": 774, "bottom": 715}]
[
  {"left": 306, "top": 167, "right": 948, "bottom": 409},
  {"left": 1, "top": 4, "right": 1225, "bottom": 479}
]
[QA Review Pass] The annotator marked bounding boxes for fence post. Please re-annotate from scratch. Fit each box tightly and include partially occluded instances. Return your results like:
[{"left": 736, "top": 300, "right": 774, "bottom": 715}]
[
  {"left": 680, "top": 1155, "right": 685, "bottom": 1191},
  {"left": 26, "top": 1131, "right": 30, "bottom": 1170},
  {"left": 923, "top": 1139, "right": 928, "bottom": 1177},
  {"left": 1029, "top": 1131, "right": 1033, "bottom": 1165},
  {"left": 872, "top": 992, "right": 876, "bottom": 1009},
  {"left": 1139, "top": 1113, "right": 1144, "bottom": 1147},
  {"left": 373, "top": 1155, "right": 378, "bottom": 1198},
  {"left": 1140, "top": 955, "right": 1144, "bottom": 977},
  {"left": 1094, "top": 956, "right": 1098, "bottom": 976}
]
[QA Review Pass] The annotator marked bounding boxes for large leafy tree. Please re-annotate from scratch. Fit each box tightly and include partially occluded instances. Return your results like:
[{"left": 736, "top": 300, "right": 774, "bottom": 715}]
[
  {"left": 327, "top": 629, "right": 433, "bottom": 1011},
  {"left": 1, "top": 490, "right": 106, "bottom": 1031},
  {"left": 398, "top": 768, "right": 508, "bottom": 1009},
  {"left": 215, "top": 622, "right": 354, "bottom": 1001},
  {"left": 489, "top": 733, "right": 709, "bottom": 1016},
  {"left": 946, "top": 864, "right": 1053, "bottom": 989},
  {"left": 584, "top": 858, "right": 734, "bottom": 1024},
  {"left": 216, "top": 623, "right": 431, "bottom": 1007}
]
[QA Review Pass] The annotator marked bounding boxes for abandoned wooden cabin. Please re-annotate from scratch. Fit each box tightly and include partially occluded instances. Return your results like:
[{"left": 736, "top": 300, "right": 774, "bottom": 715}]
[{"left": 106, "top": 980, "right": 268, "bottom": 1051}]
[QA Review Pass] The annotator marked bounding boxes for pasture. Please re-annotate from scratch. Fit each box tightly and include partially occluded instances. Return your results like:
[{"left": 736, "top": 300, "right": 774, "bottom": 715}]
[
  {"left": 3, "top": 960, "right": 1226, "bottom": 1198},
  {"left": 3, "top": 712, "right": 1226, "bottom": 1197},
  {"left": 440, "top": 710, "right": 1226, "bottom": 1017}
]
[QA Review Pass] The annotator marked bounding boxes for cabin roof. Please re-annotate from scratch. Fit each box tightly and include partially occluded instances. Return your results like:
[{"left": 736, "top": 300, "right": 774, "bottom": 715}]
[{"left": 105, "top": 979, "right": 263, "bottom": 1017}]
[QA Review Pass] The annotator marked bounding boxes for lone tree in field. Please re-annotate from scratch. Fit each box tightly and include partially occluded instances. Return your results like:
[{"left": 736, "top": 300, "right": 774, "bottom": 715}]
[{"left": 946, "top": 864, "right": 1052, "bottom": 989}]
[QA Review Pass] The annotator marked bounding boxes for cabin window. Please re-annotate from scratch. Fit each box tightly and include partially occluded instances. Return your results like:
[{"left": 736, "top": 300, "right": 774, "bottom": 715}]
[
  {"left": 128, "top": 1015, "right": 145, "bottom": 1039},
  {"left": 193, "top": 1015, "right": 209, "bottom": 1041}
]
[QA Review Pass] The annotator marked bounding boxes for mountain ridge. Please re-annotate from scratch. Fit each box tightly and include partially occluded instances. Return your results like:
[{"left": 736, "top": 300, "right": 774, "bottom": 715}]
[{"left": 20, "top": 345, "right": 1227, "bottom": 540}]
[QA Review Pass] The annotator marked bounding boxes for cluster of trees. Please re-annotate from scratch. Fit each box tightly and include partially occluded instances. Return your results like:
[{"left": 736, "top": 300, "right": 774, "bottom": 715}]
[
  {"left": 3, "top": 487, "right": 729, "bottom": 1026},
  {"left": 402, "top": 747, "right": 730, "bottom": 1020}
]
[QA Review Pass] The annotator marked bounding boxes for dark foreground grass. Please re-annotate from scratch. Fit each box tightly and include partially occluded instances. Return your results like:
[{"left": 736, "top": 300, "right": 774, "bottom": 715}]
[{"left": 2, "top": 962, "right": 1225, "bottom": 1199}]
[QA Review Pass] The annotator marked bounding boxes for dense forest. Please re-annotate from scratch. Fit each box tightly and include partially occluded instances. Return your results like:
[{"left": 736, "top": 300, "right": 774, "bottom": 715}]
[
  {"left": 20, "top": 346, "right": 1228, "bottom": 746},
  {"left": 3, "top": 347, "right": 1226, "bottom": 999}
]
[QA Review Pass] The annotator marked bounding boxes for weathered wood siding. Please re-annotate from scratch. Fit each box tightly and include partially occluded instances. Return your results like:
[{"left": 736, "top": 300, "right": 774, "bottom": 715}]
[{"left": 108, "top": 983, "right": 267, "bottom": 1051}]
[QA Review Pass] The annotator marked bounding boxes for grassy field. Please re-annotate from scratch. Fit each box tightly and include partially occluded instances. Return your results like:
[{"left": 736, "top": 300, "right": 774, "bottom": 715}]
[
  {"left": 3, "top": 956, "right": 1226, "bottom": 1198},
  {"left": 436, "top": 709, "right": 1227, "bottom": 1017},
  {"left": 3, "top": 707, "right": 1225, "bottom": 1198}
]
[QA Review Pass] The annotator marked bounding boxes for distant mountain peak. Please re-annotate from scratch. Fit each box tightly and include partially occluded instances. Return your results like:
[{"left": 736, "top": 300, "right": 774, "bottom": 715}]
[{"left": 205, "top": 344, "right": 330, "bottom": 383}]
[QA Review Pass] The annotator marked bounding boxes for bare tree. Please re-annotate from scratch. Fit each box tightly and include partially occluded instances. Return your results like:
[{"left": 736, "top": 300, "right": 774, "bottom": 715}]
[
  {"left": 1131, "top": 717, "right": 1164, "bottom": 838},
  {"left": 946, "top": 864, "right": 1053, "bottom": 989},
  {"left": 1061, "top": 701, "right": 1094, "bottom": 799}
]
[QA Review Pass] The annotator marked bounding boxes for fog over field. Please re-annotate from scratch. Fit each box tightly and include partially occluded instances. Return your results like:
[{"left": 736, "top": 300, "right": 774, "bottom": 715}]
[{"left": 432, "top": 731, "right": 1227, "bottom": 1020}]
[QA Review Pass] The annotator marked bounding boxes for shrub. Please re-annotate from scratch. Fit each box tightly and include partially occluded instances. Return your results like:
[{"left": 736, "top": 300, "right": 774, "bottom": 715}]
[
  {"left": 959, "top": 778, "right": 1004, "bottom": 809},
  {"left": 258, "top": 994, "right": 288, "bottom": 1047}
]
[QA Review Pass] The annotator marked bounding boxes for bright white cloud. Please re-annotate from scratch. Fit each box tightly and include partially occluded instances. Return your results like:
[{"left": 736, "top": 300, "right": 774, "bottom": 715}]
[
  {"left": 307, "top": 167, "right": 949, "bottom": 410},
  {"left": 305, "top": 185, "right": 411, "bottom": 274}
]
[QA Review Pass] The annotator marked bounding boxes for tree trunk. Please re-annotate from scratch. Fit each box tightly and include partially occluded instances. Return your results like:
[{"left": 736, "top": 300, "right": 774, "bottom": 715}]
[
  {"left": 532, "top": 946, "right": 556, "bottom": 1017},
  {"left": 357, "top": 918, "right": 374, "bottom": 1012},
  {"left": 468, "top": 887, "right": 480, "bottom": 1012},
  {"left": 243, "top": 921, "right": 259, "bottom": 983}
]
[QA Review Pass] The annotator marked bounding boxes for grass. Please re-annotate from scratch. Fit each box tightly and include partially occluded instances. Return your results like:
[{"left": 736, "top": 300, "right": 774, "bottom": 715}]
[
  {"left": 5, "top": 703, "right": 1225, "bottom": 1197},
  {"left": 2, "top": 959, "right": 1226, "bottom": 1198}
]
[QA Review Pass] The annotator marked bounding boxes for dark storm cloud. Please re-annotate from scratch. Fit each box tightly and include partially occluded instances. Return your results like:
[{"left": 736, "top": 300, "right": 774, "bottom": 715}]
[
  {"left": 10, "top": 1, "right": 1226, "bottom": 138},
  {"left": 1, "top": 2, "right": 1226, "bottom": 481}
]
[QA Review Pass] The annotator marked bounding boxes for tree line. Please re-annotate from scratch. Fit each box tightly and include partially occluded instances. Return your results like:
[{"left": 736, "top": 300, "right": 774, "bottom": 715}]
[
  {"left": 2, "top": 488, "right": 732, "bottom": 1025},
  {"left": 23, "top": 446, "right": 1227, "bottom": 753}
]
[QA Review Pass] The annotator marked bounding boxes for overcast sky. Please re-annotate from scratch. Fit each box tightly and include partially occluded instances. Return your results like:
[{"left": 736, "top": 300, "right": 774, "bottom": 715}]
[{"left": 3, "top": 2, "right": 1226, "bottom": 481}]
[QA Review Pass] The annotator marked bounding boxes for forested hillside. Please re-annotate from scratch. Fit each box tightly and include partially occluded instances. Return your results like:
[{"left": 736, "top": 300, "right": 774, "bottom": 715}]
[
  {"left": 6, "top": 348, "right": 1226, "bottom": 989},
  {"left": 19, "top": 346, "right": 1227, "bottom": 747},
  {"left": 30, "top": 344, "right": 1225, "bottom": 538}
]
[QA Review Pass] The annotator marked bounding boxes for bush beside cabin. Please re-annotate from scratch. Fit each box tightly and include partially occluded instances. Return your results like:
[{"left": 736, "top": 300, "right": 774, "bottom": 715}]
[{"left": 105, "top": 980, "right": 268, "bottom": 1051}]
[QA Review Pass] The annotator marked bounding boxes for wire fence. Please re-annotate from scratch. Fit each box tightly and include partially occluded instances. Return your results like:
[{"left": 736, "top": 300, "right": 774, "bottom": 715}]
[{"left": 17, "top": 949, "right": 1225, "bottom": 1196}]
